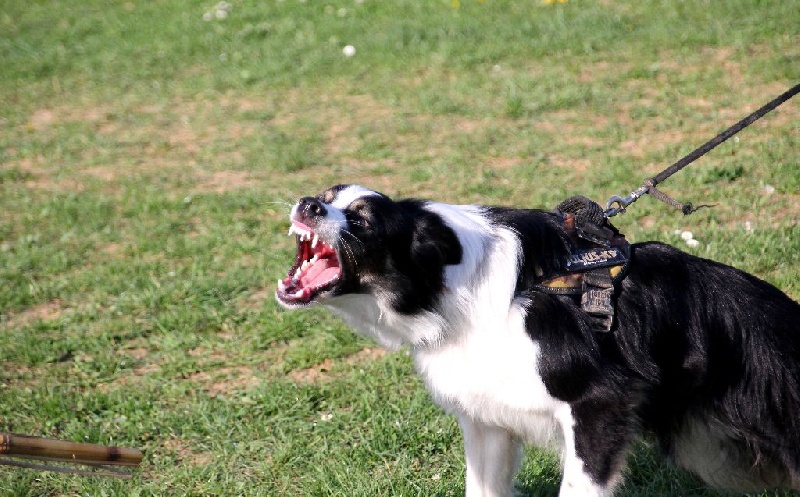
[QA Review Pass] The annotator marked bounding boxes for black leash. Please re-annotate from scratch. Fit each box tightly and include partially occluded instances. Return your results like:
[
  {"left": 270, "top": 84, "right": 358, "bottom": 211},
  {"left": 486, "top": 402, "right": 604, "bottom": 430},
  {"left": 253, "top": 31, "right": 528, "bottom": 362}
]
[{"left": 605, "top": 82, "right": 800, "bottom": 218}]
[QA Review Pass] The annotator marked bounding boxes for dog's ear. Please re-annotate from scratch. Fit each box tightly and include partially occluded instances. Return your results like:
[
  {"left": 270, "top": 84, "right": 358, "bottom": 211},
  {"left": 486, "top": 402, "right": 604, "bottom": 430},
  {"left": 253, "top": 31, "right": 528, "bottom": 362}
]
[{"left": 410, "top": 213, "right": 463, "bottom": 272}]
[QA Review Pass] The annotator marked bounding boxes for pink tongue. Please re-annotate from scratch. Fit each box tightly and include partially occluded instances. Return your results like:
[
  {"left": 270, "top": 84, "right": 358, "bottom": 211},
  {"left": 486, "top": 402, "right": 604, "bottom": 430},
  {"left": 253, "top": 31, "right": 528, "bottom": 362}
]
[{"left": 300, "top": 259, "right": 340, "bottom": 287}]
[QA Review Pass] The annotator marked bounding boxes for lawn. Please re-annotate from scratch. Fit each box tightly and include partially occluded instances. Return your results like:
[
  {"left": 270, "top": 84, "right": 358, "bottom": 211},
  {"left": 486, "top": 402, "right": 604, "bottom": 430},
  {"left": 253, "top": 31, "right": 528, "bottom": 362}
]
[{"left": 1, "top": 0, "right": 798, "bottom": 495}]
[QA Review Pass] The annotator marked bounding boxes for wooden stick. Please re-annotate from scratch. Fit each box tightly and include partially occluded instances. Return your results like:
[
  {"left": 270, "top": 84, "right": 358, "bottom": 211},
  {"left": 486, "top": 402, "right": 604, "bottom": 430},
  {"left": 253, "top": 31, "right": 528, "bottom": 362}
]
[{"left": 0, "top": 432, "right": 143, "bottom": 474}]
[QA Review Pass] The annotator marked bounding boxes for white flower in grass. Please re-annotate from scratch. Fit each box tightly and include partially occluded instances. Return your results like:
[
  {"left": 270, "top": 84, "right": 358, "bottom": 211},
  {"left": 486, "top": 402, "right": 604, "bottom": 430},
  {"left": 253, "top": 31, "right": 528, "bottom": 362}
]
[
  {"left": 320, "top": 413, "right": 333, "bottom": 422},
  {"left": 203, "top": 1, "right": 232, "bottom": 21},
  {"left": 680, "top": 231, "right": 694, "bottom": 241},
  {"left": 685, "top": 238, "right": 700, "bottom": 248},
  {"left": 342, "top": 45, "right": 356, "bottom": 57},
  {"left": 764, "top": 184, "right": 775, "bottom": 195}
]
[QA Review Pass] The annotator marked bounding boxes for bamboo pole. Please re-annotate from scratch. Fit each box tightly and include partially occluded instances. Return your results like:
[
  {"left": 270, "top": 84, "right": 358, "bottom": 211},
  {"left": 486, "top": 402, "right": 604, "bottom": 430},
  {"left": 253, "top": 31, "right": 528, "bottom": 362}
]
[{"left": 0, "top": 432, "right": 143, "bottom": 477}]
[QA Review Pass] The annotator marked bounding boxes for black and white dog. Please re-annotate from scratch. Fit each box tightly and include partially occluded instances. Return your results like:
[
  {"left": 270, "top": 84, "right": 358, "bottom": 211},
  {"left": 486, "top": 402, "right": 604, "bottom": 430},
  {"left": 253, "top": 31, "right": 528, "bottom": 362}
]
[{"left": 275, "top": 184, "right": 800, "bottom": 496}]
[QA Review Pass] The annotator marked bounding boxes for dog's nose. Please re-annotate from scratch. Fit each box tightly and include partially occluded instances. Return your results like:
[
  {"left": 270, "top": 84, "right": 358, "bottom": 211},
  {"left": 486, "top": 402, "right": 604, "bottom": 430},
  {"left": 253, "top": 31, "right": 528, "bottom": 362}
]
[{"left": 298, "top": 197, "right": 327, "bottom": 220}]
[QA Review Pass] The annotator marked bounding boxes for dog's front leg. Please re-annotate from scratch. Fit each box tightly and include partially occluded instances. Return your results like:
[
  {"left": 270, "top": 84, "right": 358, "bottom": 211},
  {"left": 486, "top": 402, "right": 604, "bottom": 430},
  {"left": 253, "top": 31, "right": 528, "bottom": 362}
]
[
  {"left": 457, "top": 414, "right": 523, "bottom": 497},
  {"left": 555, "top": 404, "right": 628, "bottom": 497}
]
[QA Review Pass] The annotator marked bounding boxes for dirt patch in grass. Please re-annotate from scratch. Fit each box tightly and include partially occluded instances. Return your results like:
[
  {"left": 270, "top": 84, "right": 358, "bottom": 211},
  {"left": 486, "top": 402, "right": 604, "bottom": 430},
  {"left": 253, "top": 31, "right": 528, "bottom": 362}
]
[
  {"left": 13, "top": 155, "right": 87, "bottom": 192},
  {"left": 187, "top": 366, "right": 260, "bottom": 397},
  {"left": 323, "top": 93, "right": 397, "bottom": 155},
  {"left": 163, "top": 438, "right": 215, "bottom": 467},
  {"left": 4, "top": 300, "right": 63, "bottom": 329},
  {"left": 236, "top": 289, "right": 275, "bottom": 312},
  {"left": 194, "top": 170, "right": 259, "bottom": 194},
  {"left": 578, "top": 60, "right": 634, "bottom": 84},
  {"left": 616, "top": 129, "right": 687, "bottom": 159},
  {"left": 288, "top": 347, "right": 387, "bottom": 384},
  {"left": 28, "top": 109, "right": 58, "bottom": 131},
  {"left": 16, "top": 97, "right": 276, "bottom": 195},
  {"left": 288, "top": 358, "right": 337, "bottom": 384},
  {"left": 544, "top": 153, "right": 591, "bottom": 176},
  {"left": 123, "top": 347, "right": 150, "bottom": 360}
]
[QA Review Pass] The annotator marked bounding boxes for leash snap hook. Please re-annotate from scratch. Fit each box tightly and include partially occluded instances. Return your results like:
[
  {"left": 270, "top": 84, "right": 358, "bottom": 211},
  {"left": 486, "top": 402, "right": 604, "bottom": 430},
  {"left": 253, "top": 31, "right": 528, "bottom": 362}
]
[
  {"left": 604, "top": 195, "right": 631, "bottom": 217},
  {"left": 604, "top": 185, "right": 649, "bottom": 218}
]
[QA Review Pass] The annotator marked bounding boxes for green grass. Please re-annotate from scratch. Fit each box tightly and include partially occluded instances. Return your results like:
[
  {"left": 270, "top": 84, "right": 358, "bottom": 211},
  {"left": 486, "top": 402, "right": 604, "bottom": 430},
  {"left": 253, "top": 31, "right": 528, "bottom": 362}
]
[{"left": 1, "top": 0, "right": 799, "bottom": 495}]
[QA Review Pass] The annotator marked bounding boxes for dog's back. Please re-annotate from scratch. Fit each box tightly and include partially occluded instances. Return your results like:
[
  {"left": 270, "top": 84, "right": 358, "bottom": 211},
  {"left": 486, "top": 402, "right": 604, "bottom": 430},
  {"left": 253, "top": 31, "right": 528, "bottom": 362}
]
[{"left": 617, "top": 242, "right": 800, "bottom": 490}]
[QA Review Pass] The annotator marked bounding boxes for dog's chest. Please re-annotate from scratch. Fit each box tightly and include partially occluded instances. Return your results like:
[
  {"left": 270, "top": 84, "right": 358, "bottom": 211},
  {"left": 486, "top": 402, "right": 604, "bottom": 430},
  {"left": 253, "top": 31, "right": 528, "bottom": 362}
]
[{"left": 412, "top": 310, "right": 565, "bottom": 444}]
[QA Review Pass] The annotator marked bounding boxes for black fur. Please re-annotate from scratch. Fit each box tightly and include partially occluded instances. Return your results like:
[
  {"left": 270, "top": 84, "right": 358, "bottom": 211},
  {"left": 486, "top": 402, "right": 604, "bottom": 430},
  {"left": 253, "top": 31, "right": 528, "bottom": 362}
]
[{"left": 528, "top": 237, "right": 800, "bottom": 488}]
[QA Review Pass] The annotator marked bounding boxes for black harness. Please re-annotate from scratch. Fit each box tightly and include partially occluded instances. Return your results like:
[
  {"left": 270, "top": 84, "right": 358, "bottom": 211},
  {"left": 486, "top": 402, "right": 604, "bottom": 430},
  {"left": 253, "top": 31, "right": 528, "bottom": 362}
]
[{"left": 535, "top": 196, "right": 631, "bottom": 333}]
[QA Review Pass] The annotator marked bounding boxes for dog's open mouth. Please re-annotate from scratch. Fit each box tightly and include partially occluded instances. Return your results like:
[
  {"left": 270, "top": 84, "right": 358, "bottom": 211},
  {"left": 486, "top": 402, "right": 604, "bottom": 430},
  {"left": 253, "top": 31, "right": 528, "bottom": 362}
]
[{"left": 276, "top": 221, "right": 341, "bottom": 306}]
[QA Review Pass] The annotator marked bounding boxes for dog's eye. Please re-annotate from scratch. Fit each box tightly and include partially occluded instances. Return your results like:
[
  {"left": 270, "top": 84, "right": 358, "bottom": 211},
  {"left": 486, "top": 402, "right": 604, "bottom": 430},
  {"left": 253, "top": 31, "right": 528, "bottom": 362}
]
[{"left": 346, "top": 209, "right": 372, "bottom": 230}]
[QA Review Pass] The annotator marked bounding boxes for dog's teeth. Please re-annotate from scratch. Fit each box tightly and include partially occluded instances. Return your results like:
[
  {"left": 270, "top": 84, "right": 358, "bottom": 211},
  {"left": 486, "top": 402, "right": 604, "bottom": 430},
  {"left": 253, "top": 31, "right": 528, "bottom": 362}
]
[
  {"left": 311, "top": 234, "right": 319, "bottom": 248},
  {"left": 288, "top": 225, "right": 314, "bottom": 240},
  {"left": 310, "top": 255, "right": 319, "bottom": 263},
  {"left": 278, "top": 279, "right": 287, "bottom": 291},
  {"left": 293, "top": 289, "right": 304, "bottom": 298},
  {"left": 301, "top": 260, "right": 310, "bottom": 271}
]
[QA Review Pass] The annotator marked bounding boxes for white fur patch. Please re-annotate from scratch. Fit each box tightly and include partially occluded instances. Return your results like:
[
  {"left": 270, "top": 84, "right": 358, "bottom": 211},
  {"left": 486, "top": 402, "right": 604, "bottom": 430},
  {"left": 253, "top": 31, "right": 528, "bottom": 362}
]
[
  {"left": 458, "top": 414, "right": 523, "bottom": 497},
  {"left": 329, "top": 185, "right": 381, "bottom": 210}
]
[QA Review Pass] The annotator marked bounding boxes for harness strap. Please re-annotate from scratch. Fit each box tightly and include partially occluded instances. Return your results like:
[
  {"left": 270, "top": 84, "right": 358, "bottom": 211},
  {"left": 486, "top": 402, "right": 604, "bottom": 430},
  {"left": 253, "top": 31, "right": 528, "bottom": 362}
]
[
  {"left": 582, "top": 268, "right": 616, "bottom": 333},
  {"left": 535, "top": 263, "right": 627, "bottom": 332},
  {"left": 536, "top": 197, "right": 632, "bottom": 332},
  {"left": 537, "top": 265, "right": 625, "bottom": 293}
]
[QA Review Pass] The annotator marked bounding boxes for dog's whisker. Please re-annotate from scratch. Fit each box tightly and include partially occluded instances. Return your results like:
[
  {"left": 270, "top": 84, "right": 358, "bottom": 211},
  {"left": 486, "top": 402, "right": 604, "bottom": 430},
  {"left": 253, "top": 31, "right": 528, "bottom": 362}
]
[
  {"left": 337, "top": 234, "right": 361, "bottom": 272},
  {"left": 339, "top": 229, "right": 365, "bottom": 249}
]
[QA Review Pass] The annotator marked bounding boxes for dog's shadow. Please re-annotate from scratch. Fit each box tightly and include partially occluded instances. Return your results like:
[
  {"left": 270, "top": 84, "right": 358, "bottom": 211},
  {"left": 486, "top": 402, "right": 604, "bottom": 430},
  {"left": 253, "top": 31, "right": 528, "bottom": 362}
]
[{"left": 512, "top": 442, "right": 761, "bottom": 497}]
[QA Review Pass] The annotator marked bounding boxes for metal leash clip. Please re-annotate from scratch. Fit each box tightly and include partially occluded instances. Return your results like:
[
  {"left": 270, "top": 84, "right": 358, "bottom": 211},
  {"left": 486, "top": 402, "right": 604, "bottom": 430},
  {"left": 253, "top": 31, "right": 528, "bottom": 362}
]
[{"left": 604, "top": 185, "right": 649, "bottom": 218}]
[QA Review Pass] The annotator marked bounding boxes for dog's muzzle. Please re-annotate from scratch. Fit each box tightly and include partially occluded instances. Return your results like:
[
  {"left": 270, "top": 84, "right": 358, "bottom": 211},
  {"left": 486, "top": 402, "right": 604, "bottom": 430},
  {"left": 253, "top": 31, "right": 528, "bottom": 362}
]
[{"left": 275, "top": 198, "right": 343, "bottom": 307}]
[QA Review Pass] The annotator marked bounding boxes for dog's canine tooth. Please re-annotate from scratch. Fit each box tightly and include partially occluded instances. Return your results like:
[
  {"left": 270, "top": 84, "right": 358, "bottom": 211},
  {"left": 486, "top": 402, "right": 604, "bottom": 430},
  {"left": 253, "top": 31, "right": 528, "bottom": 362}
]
[
  {"left": 311, "top": 234, "right": 319, "bottom": 248},
  {"left": 278, "top": 279, "right": 287, "bottom": 291}
]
